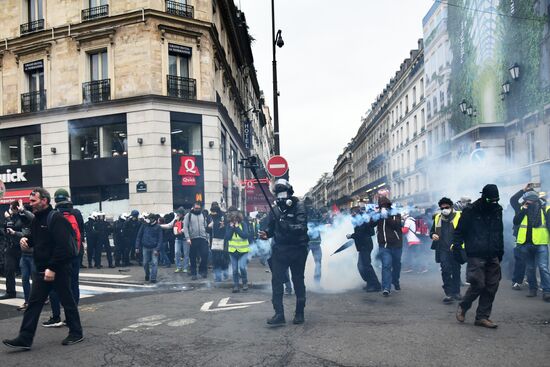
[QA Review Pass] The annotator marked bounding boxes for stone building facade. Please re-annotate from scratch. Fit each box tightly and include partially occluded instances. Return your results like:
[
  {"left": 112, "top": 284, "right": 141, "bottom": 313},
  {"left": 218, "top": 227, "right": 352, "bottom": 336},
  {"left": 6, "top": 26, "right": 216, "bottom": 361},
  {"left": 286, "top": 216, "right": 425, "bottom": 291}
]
[{"left": 0, "top": 0, "right": 274, "bottom": 217}]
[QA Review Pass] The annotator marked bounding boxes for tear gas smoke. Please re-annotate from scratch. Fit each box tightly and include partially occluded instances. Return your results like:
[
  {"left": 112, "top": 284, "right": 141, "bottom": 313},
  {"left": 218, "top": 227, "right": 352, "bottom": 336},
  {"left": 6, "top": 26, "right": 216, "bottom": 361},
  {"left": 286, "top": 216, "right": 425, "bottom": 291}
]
[{"left": 305, "top": 214, "right": 364, "bottom": 293}]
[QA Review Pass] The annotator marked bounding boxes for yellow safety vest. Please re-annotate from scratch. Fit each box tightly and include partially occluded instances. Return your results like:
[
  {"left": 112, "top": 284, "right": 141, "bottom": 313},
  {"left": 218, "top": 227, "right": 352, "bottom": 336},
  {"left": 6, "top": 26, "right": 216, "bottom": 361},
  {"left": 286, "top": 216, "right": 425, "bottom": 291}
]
[
  {"left": 435, "top": 211, "right": 461, "bottom": 229},
  {"left": 228, "top": 224, "right": 249, "bottom": 253},
  {"left": 517, "top": 207, "right": 550, "bottom": 245},
  {"left": 435, "top": 211, "right": 464, "bottom": 250}
]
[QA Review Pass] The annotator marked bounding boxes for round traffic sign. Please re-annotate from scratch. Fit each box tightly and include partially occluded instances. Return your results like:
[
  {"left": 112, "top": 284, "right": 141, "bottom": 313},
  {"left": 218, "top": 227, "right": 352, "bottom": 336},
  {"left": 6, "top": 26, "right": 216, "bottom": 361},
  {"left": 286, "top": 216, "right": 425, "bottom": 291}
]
[{"left": 267, "top": 155, "right": 289, "bottom": 177}]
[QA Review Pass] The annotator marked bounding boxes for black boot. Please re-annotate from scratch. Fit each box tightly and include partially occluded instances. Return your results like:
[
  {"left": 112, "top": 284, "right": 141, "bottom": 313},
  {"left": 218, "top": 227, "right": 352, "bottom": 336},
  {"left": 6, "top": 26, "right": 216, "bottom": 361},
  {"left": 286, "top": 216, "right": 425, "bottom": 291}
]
[
  {"left": 266, "top": 313, "right": 286, "bottom": 326},
  {"left": 293, "top": 313, "right": 304, "bottom": 324}
]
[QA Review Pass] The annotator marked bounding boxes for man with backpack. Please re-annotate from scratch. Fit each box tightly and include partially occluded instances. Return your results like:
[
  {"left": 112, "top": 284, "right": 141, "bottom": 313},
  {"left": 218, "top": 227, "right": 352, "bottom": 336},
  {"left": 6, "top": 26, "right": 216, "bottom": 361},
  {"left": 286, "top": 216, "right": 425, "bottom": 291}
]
[
  {"left": 42, "top": 189, "right": 85, "bottom": 328},
  {"left": 3, "top": 187, "right": 83, "bottom": 350}
]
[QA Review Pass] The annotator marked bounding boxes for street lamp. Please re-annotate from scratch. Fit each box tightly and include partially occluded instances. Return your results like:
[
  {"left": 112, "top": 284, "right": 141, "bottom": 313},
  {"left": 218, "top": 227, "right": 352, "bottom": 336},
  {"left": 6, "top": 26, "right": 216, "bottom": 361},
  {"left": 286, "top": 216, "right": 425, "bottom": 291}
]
[
  {"left": 459, "top": 99, "right": 468, "bottom": 114},
  {"left": 271, "top": 0, "right": 284, "bottom": 155},
  {"left": 466, "top": 106, "right": 473, "bottom": 116},
  {"left": 509, "top": 63, "right": 520, "bottom": 80},
  {"left": 473, "top": 109, "right": 478, "bottom": 118},
  {"left": 502, "top": 81, "right": 511, "bottom": 94}
]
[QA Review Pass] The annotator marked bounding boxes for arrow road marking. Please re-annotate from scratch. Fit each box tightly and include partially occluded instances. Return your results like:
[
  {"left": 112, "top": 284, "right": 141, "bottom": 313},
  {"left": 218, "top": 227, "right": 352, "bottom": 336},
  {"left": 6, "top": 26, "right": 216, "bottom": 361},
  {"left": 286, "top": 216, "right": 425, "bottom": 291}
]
[{"left": 200, "top": 297, "right": 266, "bottom": 312}]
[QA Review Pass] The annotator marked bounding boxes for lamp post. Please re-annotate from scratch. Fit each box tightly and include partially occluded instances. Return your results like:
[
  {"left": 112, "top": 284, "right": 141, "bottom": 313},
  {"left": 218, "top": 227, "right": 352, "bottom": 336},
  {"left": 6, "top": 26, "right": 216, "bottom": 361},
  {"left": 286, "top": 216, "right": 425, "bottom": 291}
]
[
  {"left": 509, "top": 63, "right": 520, "bottom": 80},
  {"left": 459, "top": 99, "right": 468, "bottom": 114},
  {"left": 502, "top": 81, "right": 510, "bottom": 95},
  {"left": 271, "top": 0, "right": 284, "bottom": 155}
]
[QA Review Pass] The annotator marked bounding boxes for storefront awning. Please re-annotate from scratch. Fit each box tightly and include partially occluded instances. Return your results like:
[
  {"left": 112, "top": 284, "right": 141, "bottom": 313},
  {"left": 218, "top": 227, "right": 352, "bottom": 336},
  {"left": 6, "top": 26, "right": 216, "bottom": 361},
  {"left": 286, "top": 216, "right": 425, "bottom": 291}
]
[{"left": 0, "top": 189, "right": 32, "bottom": 204}]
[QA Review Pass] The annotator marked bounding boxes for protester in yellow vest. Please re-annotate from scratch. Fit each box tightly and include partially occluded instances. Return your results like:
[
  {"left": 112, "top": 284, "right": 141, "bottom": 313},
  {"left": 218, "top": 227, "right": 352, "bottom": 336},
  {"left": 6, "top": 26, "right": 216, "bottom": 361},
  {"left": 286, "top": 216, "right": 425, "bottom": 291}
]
[
  {"left": 225, "top": 207, "right": 250, "bottom": 293},
  {"left": 513, "top": 190, "right": 550, "bottom": 301},
  {"left": 430, "top": 197, "right": 463, "bottom": 304}
]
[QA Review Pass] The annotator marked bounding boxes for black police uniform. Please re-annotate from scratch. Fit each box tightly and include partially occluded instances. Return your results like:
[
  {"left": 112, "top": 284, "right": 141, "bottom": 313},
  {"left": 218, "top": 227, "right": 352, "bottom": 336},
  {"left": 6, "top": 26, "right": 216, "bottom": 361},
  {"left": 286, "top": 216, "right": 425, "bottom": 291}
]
[{"left": 264, "top": 196, "right": 309, "bottom": 324}]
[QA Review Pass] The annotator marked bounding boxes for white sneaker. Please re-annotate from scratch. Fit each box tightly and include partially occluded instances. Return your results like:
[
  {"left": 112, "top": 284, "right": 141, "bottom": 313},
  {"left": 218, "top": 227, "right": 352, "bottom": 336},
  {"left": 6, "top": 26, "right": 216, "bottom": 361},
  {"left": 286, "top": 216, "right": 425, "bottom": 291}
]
[{"left": 512, "top": 283, "right": 522, "bottom": 290}]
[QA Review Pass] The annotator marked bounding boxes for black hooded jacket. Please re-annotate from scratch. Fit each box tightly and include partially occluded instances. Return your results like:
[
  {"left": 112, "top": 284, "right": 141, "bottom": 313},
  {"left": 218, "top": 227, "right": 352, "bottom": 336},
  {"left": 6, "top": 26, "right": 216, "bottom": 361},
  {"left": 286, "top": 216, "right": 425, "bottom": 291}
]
[
  {"left": 264, "top": 197, "right": 309, "bottom": 248},
  {"left": 351, "top": 220, "right": 375, "bottom": 252},
  {"left": 452, "top": 198, "right": 504, "bottom": 260}
]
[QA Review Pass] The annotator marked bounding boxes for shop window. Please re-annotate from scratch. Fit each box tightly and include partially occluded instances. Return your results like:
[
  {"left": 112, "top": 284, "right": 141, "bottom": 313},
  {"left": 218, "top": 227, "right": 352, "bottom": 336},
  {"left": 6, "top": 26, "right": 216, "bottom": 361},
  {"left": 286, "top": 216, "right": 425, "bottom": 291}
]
[
  {"left": 0, "top": 137, "right": 20, "bottom": 166},
  {"left": 70, "top": 126, "right": 99, "bottom": 160},
  {"left": 171, "top": 122, "right": 201, "bottom": 155},
  {"left": 21, "top": 134, "right": 41, "bottom": 165},
  {"left": 70, "top": 123, "right": 127, "bottom": 160}
]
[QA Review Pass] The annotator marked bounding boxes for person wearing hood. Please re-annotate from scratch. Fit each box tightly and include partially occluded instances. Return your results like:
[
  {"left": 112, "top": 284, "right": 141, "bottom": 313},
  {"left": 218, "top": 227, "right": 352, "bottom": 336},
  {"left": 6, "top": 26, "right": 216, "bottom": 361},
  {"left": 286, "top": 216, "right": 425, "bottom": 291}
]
[
  {"left": 430, "top": 197, "right": 463, "bottom": 304},
  {"left": 375, "top": 196, "right": 403, "bottom": 297},
  {"left": 84, "top": 213, "right": 98, "bottom": 268},
  {"left": 135, "top": 213, "right": 163, "bottom": 283},
  {"left": 225, "top": 207, "right": 250, "bottom": 292},
  {"left": 183, "top": 201, "right": 210, "bottom": 280},
  {"left": 123, "top": 210, "right": 142, "bottom": 266},
  {"left": 113, "top": 214, "right": 127, "bottom": 267},
  {"left": 513, "top": 190, "right": 550, "bottom": 301},
  {"left": 208, "top": 202, "right": 229, "bottom": 282},
  {"left": 259, "top": 179, "right": 309, "bottom": 326},
  {"left": 454, "top": 184, "right": 504, "bottom": 328},
  {"left": 347, "top": 206, "right": 381, "bottom": 292},
  {"left": 0, "top": 201, "right": 23, "bottom": 301}
]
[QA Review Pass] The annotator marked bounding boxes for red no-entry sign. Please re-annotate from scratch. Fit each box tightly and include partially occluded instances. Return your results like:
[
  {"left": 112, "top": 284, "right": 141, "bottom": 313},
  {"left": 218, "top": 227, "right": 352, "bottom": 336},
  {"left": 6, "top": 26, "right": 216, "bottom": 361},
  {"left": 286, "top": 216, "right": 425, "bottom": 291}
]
[{"left": 267, "top": 155, "right": 289, "bottom": 177}]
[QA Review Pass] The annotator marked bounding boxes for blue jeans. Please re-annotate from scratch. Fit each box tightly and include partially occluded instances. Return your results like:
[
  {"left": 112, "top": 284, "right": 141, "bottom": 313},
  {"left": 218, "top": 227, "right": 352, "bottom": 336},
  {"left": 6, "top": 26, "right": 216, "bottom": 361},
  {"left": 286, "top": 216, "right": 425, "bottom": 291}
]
[
  {"left": 512, "top": 245, "right": 526, "bottom": 284},
  {"left": 143, "top": 247, "right": 159, "bottom": 281},
  {"left": 520, "top": 244, "right": 550, "bottom": 293},
  {"left": 379, "top": 247, "right": 402, "bottom": 291},
  {"left": 174, "top": 238, "right": 189, "bottom": 270},
  {"left": 230, "top": 252, "right": 248, "bottom": 286},
  {"left": 19, "top": 255, "right": 35, "bottom": 303},
  {"left": 308, "top": 243, "right": 322, "bottom": 283},
  {"left": 51, "top": 256, "right": 80, "bottom": 318}
]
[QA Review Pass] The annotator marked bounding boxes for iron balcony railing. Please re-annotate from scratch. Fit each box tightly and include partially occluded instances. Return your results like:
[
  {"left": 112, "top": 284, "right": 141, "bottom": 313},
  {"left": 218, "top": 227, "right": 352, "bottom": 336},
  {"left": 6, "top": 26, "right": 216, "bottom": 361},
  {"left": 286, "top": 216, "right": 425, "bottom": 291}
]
[
  {"left": 21, "top": 90, "right": 47, "bottom": 113},
  {"left": 167, "top": 75, "right": 196, "bottom": 100},
  {"left": 82, "top": 4, "right": 109, "bottom": 21},
  {"left": 83, "top": 79, "right": 111, "bottom": 103},
  {"left": 20, "top": 19, "right": 44, "bottom": 35},
  {"left": 166, "top": 0, "right": 194, "bottom": 18}
]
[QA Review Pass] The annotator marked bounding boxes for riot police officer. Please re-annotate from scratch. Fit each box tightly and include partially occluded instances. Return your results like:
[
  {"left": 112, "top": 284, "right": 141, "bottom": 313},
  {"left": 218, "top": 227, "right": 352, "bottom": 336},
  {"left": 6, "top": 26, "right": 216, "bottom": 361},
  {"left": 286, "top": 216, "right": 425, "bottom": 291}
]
[{"left": 259, "top": 179, "right": 309, "bottom": 325}]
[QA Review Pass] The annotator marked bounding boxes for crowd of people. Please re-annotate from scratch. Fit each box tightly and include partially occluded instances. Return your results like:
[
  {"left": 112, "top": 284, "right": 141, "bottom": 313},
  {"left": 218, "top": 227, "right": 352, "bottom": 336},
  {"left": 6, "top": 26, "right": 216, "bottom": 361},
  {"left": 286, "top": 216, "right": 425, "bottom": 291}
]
[{"left": 0, "top": 180, "right": 549, "bottom": 350}]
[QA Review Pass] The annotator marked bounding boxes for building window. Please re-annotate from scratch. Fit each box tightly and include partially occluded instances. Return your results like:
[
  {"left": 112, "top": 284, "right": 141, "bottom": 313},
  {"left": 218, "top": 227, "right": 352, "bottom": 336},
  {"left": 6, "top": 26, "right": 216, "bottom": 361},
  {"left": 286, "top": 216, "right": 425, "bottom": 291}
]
[
  {"left": 427, "top": 101, "right": 431, "bottom": 119},
  {"left": 83, "top": 49, "right": 110, "bottom": 103},
  {"left": 440, "top": 91, "right": 445, "bottom": 108},
  {"left": 221, "top": 132, "right": 227, "bottom": 163},
  {"left": 70, "top": 123, "right": 126, "bottom": 160},
  {"left": 167, "top": 44, "right": 196, "bottom": 99},
  {"left": 433, "top": 96, "right": 438, "bottom": 113},
  {"left": 0, "top": 137, "right": 20, "bottom": 166},
  {"left": 22, "top": 60, "right": 46, "bottom": 112},
  {"left": 413, "top": 115, "right": 418, "bottom": 135},
  {"left": 412, "top": 87, "right": 417, "bottom": 105},
  {"left": 166, "top": 0, "right": 194, "bottom": 18},
  {"left": 421, "top": 109, "right": 425, "bottom": 130},
  {"left": 171, "top": 122, "right": 201, "bottom": 156},
  {"left": 420, "top": 78, "right": 424, "bottom": 98},
  {"left": 82, "top": 0, "right": 109, "bottom": 21},
  {"left": 231, "top": 147, "right": 239, "bottom": 174},
  {"left": 505, "top": 138, "right": 515, "bottom": 163},
  {"left": 527, "top": 131, "right": 535, "bottom": 163},
  {"left": 21, "top": 0, "right": 44, "bottom": 34}
]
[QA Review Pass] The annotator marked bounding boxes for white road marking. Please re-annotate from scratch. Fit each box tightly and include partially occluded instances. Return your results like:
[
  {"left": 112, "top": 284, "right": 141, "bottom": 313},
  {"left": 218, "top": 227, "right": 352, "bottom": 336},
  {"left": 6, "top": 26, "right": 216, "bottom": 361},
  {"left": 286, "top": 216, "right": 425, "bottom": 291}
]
[
  {"left": 79, "top": 273, "right": 131, "bottom": 279},
  {"left": 200, "top": 297, "right": 266, "bottom": 312},
  {"left": 109, "top": 315, "right": 196, "bottom": 335}
]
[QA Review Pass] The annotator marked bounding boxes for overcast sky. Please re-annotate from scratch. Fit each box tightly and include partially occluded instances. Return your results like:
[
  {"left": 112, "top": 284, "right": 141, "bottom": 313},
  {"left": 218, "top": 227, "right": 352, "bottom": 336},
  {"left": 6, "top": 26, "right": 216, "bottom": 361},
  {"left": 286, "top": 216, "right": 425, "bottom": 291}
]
[{"left": 238, "top": 0, "right": 435, "bottom": 195}]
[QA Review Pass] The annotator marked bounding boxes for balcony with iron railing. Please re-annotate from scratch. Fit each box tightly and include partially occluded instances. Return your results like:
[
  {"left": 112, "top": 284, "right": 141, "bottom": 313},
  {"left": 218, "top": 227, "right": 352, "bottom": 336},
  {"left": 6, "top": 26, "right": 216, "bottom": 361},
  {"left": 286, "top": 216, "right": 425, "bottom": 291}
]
[
  {"left": 166, "top": 0, "right": 194, "bottom": 18},
  {"left": 20, "top": 19, "right": 44, "bottom": 35},
  {"left": 83, "top": 79, "right": 111, "bottom": 103},
  {"left": 21, "top": 90, "right": 47, "bottom": 113},
  {"left": 167, "top": 75, "right": 196, "bottom": 100},
  {"left": 82, "top": 4, "right": 109, "bottom": 21}
]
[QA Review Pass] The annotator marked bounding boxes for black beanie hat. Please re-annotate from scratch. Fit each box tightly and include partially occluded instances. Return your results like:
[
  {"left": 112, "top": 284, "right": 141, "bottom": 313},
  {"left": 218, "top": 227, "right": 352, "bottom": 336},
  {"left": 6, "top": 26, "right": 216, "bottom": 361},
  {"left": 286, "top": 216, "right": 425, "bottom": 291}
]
[{"left": 481, "top": 184, "right": 499, "bottom": 200}]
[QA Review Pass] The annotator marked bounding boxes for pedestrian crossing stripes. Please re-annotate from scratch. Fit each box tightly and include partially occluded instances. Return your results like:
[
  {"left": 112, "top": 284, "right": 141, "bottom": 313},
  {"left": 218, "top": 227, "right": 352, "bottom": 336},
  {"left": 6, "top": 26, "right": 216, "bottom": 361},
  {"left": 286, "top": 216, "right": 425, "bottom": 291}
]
[{"left": 0, "top": 272, "right": 155, "bottom": 308}]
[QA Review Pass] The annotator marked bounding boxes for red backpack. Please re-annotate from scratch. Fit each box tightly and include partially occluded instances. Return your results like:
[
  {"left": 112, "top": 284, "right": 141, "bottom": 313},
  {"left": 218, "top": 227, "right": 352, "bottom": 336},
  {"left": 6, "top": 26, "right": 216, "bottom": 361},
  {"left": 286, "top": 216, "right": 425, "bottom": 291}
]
[
  {"left": 414, "top": 217, "right": 430, "bottom": 237},
  {"left": 63, "top": 212, "right": 82, "bottom": 250}
]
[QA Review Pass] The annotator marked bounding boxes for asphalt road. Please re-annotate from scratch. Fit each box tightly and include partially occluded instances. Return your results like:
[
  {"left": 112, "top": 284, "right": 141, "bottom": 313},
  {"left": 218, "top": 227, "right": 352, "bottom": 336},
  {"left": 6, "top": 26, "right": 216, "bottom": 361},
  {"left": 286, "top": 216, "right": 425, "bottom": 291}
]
[{"left": 0, "top": 261, "right": 549, "bottom": 367}]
